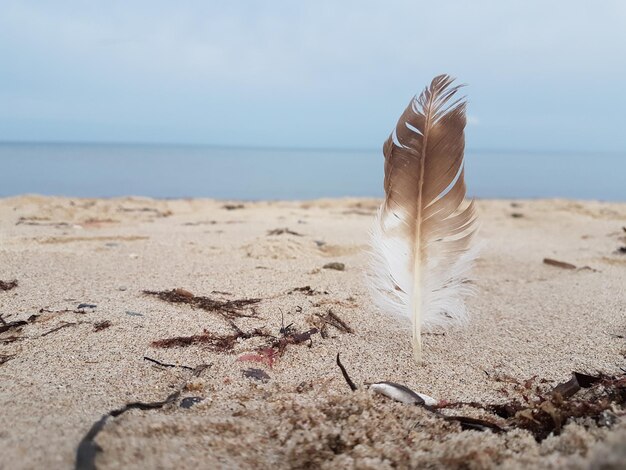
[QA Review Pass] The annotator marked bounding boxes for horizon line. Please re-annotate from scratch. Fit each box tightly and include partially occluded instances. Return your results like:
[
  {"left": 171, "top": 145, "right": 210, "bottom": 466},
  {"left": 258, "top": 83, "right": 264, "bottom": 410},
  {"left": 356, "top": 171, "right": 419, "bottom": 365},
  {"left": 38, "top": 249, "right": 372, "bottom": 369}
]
[{"left": 0, "top": 139, "right": 624, "bottom": 156}]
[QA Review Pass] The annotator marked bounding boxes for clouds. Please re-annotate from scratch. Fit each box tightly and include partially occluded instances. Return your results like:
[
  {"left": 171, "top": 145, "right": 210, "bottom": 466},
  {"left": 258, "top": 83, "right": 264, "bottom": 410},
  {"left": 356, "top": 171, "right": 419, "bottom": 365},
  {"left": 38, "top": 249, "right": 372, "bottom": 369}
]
[{"left": 1, "top": 1, "right": 625, "bottom": 150}]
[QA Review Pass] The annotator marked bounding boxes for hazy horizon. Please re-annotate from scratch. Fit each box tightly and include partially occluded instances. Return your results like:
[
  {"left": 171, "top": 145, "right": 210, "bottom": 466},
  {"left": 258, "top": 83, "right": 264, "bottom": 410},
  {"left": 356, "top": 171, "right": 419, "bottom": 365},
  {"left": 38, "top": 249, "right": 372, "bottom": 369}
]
[
  {"left": 2, "top": 140, "right": 626, "bottom": 156},
  {"left": 1, "top": 143, "right": 624, "bottom": 201}
]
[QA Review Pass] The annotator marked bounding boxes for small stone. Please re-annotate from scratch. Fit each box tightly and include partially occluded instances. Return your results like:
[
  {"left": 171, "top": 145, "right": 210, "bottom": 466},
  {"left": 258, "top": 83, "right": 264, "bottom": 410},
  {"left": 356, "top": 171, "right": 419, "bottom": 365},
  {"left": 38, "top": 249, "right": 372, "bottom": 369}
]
[
  {"left": 77, "top": 303, "right": 97, "bottom": 309},
  {"left": 243, "top": 368, "right": 270, "bottom": 382},
  {"left": 323, "top": 262, "right": 345, "bottom": 271},
  {"left": 598, "top": 410, "right": 617, "bottom": 427},
  {"left": 180, "top": 397, "right": 204, "bottom": 409}
]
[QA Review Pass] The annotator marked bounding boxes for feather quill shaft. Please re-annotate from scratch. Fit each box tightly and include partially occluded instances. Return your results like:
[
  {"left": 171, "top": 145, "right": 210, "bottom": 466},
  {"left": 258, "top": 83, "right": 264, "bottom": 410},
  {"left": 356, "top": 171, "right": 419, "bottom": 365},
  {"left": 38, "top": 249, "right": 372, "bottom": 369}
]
[{"left": 369, "top": 75, "right": 478, "bottom": 362}]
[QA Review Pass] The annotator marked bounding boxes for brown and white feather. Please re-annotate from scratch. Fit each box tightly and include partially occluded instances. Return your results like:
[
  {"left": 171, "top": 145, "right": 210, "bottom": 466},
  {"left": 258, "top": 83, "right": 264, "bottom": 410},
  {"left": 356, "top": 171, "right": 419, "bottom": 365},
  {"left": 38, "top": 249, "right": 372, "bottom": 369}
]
[{"left": 369, "top": 75, "right": 479, "bottom": 361}]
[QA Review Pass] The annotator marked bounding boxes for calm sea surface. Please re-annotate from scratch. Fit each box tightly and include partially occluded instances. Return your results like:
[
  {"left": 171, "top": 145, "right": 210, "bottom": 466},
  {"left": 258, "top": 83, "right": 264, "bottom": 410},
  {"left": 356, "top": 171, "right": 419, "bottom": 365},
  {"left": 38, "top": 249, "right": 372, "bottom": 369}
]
[{"left": 0, "top": 143, "right": 623, "bottom": 201}]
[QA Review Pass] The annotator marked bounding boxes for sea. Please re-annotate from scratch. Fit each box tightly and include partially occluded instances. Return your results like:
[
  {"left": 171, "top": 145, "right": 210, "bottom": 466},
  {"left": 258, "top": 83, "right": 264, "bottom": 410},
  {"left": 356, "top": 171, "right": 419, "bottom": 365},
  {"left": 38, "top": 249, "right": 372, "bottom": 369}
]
[{"left": 0, "top": 142, "right": 623, "bottom": 201}]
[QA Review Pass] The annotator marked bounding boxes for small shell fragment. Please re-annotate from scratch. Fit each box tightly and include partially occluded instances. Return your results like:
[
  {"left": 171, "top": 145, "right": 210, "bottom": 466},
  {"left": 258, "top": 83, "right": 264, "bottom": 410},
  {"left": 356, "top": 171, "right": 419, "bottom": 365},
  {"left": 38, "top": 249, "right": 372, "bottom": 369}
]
[{"left": 370, "top": 381, "right": 438, "bottom": 407}]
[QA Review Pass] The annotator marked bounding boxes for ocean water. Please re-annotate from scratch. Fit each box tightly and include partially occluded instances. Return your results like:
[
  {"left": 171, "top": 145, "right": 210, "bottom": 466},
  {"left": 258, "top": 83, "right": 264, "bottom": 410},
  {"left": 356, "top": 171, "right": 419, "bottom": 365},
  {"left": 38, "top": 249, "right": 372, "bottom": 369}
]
[{"left": 0, "top": 143, "right": 623, "bottom": 201}]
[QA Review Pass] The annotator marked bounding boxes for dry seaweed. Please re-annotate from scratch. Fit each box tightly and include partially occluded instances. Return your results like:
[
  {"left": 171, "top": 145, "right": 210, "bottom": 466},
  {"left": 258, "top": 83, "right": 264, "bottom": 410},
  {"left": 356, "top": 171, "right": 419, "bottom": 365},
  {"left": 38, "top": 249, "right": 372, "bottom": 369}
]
[
  {"left": 288, "top": 286, "right": 328, "bottom": 296},
  {"left": 75, "top": 363, "right": 209, "bottom": 470},
  {"left": 152, "top": 325, "right": 270, "bottom": 351},
  {"left": 93, "top": 320, "right": 111, "bottom": 332},
  {"left": 335, "top": 357, "right": 625, "bottom": 442},
  {"left": 39, "top": 306, "right": 93, "bottom": 315},
  {"left": 238, "top": 325, "right": 319, "bottom": 367},
  {"left": 0, "top": 280, "right": 18, "bottom": 291},
  {"left": 274, "top": 327, "right": 317, "bottom": 353},
  {"left": 0, "top": 312, "right": 43, "bottom": 336},
  {"left": 267, "top": 228, "right": 303, "bottom": 236},
  {"left": 0, "top": 335, "right": 21, "bottom": 344},
  {"left": 222, "top": 203, "right": 245, "bottom": 210},
  {"left": 117, "top": 206, "right": 172, "bottom": 217},
  {"left": 315, "top": 309, "right": 353, "bottom": 335},
  {"left": 0, "top": 354, "right": 15, "bottom": 366},
  {"left": 323, "top": 262, "right": 345, "bottom": 271},
  {"left": 447, "top": 372, "right": 624, "bottom": 441},
  {"left": 143, "top": 289, "right": 261, "bottom": 320},
  {"left": 0, "top": 318, "right": 28, "bottom": 334},
  {"left": 543, "top": 258, "right": 577, "bottom": 269},
  {"left": 16, "top": 217, "right": 70, "bottom": 227}
]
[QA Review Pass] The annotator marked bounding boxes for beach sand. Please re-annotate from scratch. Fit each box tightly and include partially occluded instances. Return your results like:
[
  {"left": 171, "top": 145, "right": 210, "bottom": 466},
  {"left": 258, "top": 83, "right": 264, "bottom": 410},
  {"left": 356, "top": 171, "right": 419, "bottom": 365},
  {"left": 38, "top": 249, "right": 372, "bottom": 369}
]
[{"left": 0, "top": 195, "right": 625, "bottom": 469}]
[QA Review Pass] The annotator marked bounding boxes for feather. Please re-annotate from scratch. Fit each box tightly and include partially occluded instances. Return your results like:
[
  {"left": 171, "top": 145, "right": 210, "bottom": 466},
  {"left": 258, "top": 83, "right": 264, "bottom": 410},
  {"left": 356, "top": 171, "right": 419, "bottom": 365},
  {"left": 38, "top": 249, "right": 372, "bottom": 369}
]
[{"left": 368, "top": 74, "right": 478, "bottom": 362}]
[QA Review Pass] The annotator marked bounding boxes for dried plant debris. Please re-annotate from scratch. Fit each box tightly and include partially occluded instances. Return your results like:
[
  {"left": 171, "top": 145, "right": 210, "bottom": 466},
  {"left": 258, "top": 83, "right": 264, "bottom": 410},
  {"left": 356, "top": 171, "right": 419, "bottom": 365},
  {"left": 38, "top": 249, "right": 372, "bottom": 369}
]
[
  {"left": 267, "top": 228, "right": 303, "bottom": 236},
  {"left": 222, "top": 203, "right": 245, "bottom": 210},
  {"left": 543, "top": 258, "right": 577, "bottom": 269},
  {"left": 143, "top": 356, "right": 194, "bottom": 371},
  {"left": 238, "top": 327, "right": 319, "bottom": 367},
  {"left": 336, "top": 354, "right": 357, "bottom": 391},
  {"left": 341, "top": 209, "right": 377, "bottom": 216},
  {"left": 16, "top": 217, "right": 70, "bottom": 227},
  {"left": 460, "top": 372, "right": 624, "bottom": 441},
  {"left": 75, "top": 363, "right": 209, "bottom": 470},
  {"left": 510, "top": 213, "right": 524, "bottom": 218},
  {"left": 0, "top": 354, "right": 15, "bottom": 366},
  {"left": 313, "top": 309, "right": 353, "bottom": 338},
  {"left": 0, "top": 280, "right": 18, "bottom": 291},
  {"left": 0, "top": 335, "right": 21, "bottom": 345},
  {"left": 288, "top": 286, "right": 328, "bottom": 296},
  {"left": 41, "top": 322, "right": 78, "bottom": 337},
  {"left": 243, "top": 368, "right": 271, "bottom": 382},
  {"left": 496, "top": 373, "right": 624, "bottom": 441},
  {"left": 0, "top": 315, "right": 29, "bottom": 333},
  {"left": 39, "top": 305, "right": 94, "bottom": 315},
  {"left": 93, "top": 320, "right": 111, "bottom": 332},
  {"left": 336, "top": 358, "right": 626, "bottom": 442},
  {"left": 144, "top": 288, "right": 261, "bottom": 319},
  {"left": 323, "top": 262, "right": 345, "bottom": 271},
  {"left": 117, "top": 206, "right": 172, "bottom": 217},
  {"left": 152, "top": 326, "right": 270, "bottom": 351}
]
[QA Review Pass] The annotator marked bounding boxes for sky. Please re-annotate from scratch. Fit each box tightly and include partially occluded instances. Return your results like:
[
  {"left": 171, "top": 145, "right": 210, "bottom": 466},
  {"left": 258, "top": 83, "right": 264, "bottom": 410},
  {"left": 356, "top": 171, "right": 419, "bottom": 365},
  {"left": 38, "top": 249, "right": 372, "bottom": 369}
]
[{"left": 1, "top": 1, "right": 626, "bottom": 152}]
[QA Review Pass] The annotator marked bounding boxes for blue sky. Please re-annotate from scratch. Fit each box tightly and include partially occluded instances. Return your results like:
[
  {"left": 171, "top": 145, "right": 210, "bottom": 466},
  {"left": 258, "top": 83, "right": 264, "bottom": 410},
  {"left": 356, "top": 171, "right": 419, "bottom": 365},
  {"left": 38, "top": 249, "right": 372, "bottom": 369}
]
[{"left": 1, "top": 1, "right": 625, "bottom": 151}]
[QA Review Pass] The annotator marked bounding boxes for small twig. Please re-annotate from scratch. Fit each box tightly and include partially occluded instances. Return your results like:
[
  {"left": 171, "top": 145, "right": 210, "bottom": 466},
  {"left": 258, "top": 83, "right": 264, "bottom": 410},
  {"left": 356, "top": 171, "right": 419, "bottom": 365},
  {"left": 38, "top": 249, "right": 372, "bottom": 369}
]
[
  {"left": 0, "top": 319, "right": 28, "bottom": 334},
  {"left": 41, "top": 322, "right": 78, "bottom": 337},
  {"left": 0, "top": 354, "right": 15, "bottom": 366},
  {"left": 326, "top": 309, "right": 353, "bottom": 333},
  {"left": 543, "top": 258, "right": 576, "bottom": 270},
  {"left": 336, "top": 353, "right": 357, "bottom": 391},
  {"left": 143, "top": 356, "right": 194, "bottom": 371}
]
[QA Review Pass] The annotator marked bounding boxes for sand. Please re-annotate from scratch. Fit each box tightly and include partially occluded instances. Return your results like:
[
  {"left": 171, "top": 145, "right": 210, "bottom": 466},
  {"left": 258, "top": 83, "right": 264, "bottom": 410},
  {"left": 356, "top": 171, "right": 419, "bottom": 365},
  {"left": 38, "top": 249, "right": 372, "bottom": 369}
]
[{"left": 0, "top": 195, "right": 624, "bottom": 469}]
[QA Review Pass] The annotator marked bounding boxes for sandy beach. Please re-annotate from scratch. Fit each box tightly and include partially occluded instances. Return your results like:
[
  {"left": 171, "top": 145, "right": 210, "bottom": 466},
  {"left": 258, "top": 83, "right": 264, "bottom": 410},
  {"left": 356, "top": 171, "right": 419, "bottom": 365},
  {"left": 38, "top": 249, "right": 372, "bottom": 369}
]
[{"left": 0, "top": 195, "right": 624, "bottom": 469}]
